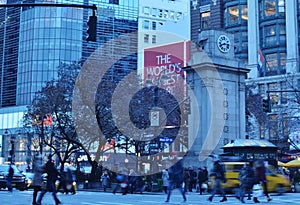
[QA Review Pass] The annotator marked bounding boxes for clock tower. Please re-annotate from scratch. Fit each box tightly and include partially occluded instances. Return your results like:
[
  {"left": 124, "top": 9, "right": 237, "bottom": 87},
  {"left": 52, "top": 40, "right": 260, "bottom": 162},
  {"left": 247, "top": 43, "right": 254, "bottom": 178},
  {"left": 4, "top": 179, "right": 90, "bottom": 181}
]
[{"left": 197, "top": 30, "right": 235, "bottom": 58}]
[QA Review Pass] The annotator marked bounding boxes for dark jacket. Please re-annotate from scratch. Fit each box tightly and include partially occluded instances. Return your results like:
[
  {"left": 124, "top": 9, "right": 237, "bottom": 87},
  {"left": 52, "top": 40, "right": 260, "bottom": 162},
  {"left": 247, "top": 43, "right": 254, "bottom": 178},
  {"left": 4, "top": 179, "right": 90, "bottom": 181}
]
[
  {"left": 211, "top": 161, "right": 226, "bottom": 182},
  {"left": 168, "top": 159, "right": 184, "bottom": 184}
]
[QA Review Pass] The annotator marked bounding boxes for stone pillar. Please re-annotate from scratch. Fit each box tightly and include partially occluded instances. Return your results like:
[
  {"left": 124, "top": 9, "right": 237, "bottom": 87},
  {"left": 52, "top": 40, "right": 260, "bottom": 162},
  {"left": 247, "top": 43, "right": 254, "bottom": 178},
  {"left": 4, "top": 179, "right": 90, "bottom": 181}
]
[
  {"left": 247, "top": 0, "right": 259, "bottom": 78},
  {"left": 285, "top": 0, "right": 299, "bottom": 73}
]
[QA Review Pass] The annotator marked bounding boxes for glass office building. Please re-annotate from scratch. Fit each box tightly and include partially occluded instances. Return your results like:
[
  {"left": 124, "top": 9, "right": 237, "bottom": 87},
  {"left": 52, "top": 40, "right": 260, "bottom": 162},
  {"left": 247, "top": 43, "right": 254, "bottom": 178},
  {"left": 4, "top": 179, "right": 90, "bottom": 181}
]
[{"left": 0, "top": 0, "right": 138, "bottom": 164}]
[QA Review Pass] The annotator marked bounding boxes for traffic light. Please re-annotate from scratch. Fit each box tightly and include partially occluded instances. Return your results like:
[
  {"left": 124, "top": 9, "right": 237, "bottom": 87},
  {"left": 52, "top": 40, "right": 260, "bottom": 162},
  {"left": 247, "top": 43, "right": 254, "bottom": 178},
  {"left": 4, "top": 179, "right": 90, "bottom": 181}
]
[
  {"left": 87, "top": 15, "right": 97, "bottom": 42},
  {"left": 262, "top": 98, "right": 271, "bottom": 113}
]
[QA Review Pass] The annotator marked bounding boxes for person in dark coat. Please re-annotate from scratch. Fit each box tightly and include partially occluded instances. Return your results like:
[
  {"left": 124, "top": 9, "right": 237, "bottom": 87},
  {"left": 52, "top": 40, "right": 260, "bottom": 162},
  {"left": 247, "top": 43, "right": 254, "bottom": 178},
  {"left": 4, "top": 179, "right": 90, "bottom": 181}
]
[
  {"left": 101, "top": 171, "right": 110, "bottom": 192},
  {"left": 128, "top": 169, "right": 137, "bottom": 194},
  {"left": 7, "top": 164, "right": 14, "bottom": 192},
  {"left": 253, "top": 159, "right": 272, "bottom": 203},
  {"left": 198, "top": 167, "right": 208, "bottom": 195},
  {"left": 36, "top": 156, "right": 61, "bottom": 205},
  {"left": 32, "top": 155, "right": 44, "bottom": 205},
  {"left": 165, "top": 158, "right": 187, "bottom": 203},
  {"left": 238, "top": 162, "right": 255, "bottom": 203},
  {"left": 208, "top": 160, "right": 227, "bottom": 202}
]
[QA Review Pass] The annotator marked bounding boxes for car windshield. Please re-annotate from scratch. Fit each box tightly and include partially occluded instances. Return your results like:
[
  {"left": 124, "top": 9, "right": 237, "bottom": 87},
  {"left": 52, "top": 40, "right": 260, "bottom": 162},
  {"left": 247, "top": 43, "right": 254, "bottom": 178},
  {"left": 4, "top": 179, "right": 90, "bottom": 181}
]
[{"left": 0, "top": 165, "right": 22, "bottom": 173}]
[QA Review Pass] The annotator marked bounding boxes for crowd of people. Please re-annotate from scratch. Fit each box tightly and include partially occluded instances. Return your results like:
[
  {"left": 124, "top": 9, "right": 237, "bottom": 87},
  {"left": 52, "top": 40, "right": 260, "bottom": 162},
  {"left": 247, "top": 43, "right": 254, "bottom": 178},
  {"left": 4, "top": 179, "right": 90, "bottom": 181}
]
[{"left": 5, "top": 155, "right": 294, "bottom": 204}]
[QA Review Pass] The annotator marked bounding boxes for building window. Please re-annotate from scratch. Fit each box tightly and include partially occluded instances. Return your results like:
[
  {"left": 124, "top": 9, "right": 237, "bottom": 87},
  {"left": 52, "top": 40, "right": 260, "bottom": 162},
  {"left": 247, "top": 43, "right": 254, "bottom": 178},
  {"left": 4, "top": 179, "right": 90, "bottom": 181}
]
[
  {"left": 144, "top": 34, "right": 149, "bottom": 43},
  {"left": 241, "top": 5, "right": 248, "bottom": 22},
  {"left": 268, "top": 82, "right": 278, "bottom": 105},
  {"left": 152, "top": 35, "right": 156, "bottom": 44},
  {"left": 269, "top": 114, "right": 278, "bottom": 140},
  {"left": 264, "top": 25, "right": 277, "bottom": 47},
  {"left": 281, "top": 81, "right": 287, "bottom": 104},
  {"left": 279, "top": 52, "right": 286, "bottom": 74},
  {"left": 152, "top": 21, "right": 156, "bottom": 30},
  {"left": 109, "top": 0, "right": 119, "bottom": 4},
  {"left": 228, "top": 6, "right": 239, "bottom": 25},
  {"left": 143, "top": 7, "right": 150, "bottom": 15},
  {"left": 201, "top": 12, "right": 210, "bottom": 29},
  {"left": 151, "top": 8, "right": 158, "bottom": 17},
  {"left": 265, "top": 0, "right": 276, "bottom": 16},
  {"left": 143, "top": 20, "right": 150, "bottom": 29},
  {"left": 278, "top": 0, "right": 285, "bottom": 13},
  {"left": 266, "top": 53, "right": 278, "bottom": 75}
]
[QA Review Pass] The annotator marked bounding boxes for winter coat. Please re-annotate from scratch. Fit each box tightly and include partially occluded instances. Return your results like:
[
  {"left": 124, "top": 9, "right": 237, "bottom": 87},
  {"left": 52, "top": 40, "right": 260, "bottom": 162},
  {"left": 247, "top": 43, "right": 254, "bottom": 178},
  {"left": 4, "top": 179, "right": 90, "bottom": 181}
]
[
  {"left": 101, "top": 173, "right": 110, "bottom": 187},
  {"left": 162, "top": 170, "right": 169, "bottom": 187},
  {"left": 32, "top": 158, "right": 44, "bottom": 187},
  {"left": 168, "top": 159, "right": 184, "bottom": 184},
  {"left": 239, "top": 165, "right": 255, "bottom": 188}
]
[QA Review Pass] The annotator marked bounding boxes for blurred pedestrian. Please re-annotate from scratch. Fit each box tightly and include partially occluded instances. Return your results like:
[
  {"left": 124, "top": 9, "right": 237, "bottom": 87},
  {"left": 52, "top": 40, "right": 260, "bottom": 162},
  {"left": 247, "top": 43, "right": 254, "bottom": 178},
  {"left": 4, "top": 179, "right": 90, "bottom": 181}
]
[
  {"left": 183, "top": 168, "right": 190, "bottom": 192},
  {"left": 7, "top": 164, "right": 14, "bottom": 192},
  {"left": 162, "top": 169, "right": 169, "bottom": 194},
  {"left": 253, "top": 159, "right": 272, "bottom": 203},
  {"left": 101, "top": 171, "right": 110, "bottom": 192},
  {"left": 32, "top": 155, "right": 44, "bottom": 205},
  {"left": 198, "top": 167, "right": 208, "bottom": 195},
  {"left": 165, "top": 158, "right": 187, "bottom": 203},
  {"left": 64, "top": 168, "right": 76, "bottom": 195},
  {"left": 36, "top": 156, "right": 61, "bottom": 205},
  {"left": 112, "top": 169, "right": 128, "bottom": 195},
  {"left": 238, "top": 162, "right": 255, "bottom": 203},
  {"left": 208, "top": 160, "right": 227, "bottom": 202},
  {"left": 128, "top": 169, "right": 137, "bottom": 194}
]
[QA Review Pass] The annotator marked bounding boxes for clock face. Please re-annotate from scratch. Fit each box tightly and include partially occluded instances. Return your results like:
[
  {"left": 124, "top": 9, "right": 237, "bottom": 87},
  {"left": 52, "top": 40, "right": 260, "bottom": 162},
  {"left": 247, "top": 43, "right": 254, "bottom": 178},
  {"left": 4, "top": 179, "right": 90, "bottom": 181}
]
[{"left": 217, "top": 35, "right": 231, "bottom": 53}]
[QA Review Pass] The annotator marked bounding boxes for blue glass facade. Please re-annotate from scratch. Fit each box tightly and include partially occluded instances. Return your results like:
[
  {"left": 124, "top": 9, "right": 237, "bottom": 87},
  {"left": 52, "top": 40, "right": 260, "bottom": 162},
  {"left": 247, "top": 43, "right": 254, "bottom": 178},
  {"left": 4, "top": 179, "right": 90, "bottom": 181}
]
[{"left": 0, "top": 0, "right": 138, "bottom": 107}]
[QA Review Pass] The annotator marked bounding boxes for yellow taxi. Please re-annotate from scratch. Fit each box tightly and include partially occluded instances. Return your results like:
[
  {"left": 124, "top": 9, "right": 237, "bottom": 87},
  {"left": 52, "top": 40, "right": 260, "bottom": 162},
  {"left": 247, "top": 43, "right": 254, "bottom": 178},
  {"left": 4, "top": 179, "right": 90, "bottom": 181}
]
[{"left": 209, "top": 162, "right": 291, "bottom": 194}]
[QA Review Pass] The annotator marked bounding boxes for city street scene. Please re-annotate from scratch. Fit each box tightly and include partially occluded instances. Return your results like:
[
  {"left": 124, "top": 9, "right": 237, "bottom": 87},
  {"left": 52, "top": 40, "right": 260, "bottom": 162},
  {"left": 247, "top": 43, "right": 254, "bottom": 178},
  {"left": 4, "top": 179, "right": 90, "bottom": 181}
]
[{"left": 1, "top": 0, "right": 300, "bottom": 205}]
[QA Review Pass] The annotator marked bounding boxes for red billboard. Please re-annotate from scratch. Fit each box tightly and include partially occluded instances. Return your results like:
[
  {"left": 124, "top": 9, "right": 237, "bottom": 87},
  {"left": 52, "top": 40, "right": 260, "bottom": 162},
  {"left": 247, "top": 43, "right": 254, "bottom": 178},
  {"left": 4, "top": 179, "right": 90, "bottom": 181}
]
[{"left": 143, "top": 41, "right": 190, "bottom": 96}]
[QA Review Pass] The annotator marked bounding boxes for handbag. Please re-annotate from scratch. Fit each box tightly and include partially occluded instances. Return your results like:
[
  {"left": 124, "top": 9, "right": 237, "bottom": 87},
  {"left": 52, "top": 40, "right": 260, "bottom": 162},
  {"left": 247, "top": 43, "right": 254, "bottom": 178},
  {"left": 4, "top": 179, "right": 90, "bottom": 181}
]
[{"left": 252, "top": 183, "right": 263, "bottom": 197}]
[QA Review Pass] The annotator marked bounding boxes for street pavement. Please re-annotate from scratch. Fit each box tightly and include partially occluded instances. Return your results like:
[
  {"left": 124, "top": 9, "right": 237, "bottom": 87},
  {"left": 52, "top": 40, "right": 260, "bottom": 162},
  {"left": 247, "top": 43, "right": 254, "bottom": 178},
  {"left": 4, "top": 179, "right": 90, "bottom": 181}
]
[{"left": 0, "top": 189, "right": 299, "bottom": 205}]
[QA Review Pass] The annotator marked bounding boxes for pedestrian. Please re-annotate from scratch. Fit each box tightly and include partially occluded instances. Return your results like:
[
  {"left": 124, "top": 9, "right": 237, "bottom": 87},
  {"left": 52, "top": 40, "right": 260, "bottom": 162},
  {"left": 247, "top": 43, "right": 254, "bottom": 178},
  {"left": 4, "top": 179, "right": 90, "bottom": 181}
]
[
  {"left": 183, "top": 168, "right": 190, "bottom": 192},
  {"left": 36, "top": 156, "right": 61, "bottom": 205},
  {"left": 64, "top": 168, "right": 76, "bottom": 195},
  {"left": 253, "top": 159, "right": 272, "bottom": 203},
  {"left": 198, "top": 167, "right": 208, "bottom": 195},
  {"left": 32, "top": 155, "right": 44, "bottom": 205},
  {"left": 208, "top": 160, "right": 227, "bottom": 202},
  {"left": 165, "top": 157, "right": 187, "bottom": 203},
  {"left": 238, "top": 161, "right": 255, "bottom": 203},
  {"left": 101, "top": 171, "right": 110, "bottom": 192},
  {"left": 7, "top": 163, "right": 14, "bottom": 192},
  {"left": 112, "top": 169, "right": 128, "bottom": 195},
  {"left": 128, "top": 169, "right": 137, "bottom": 194},
  {"left": 161, "top": 169, "right": 169, "bottom": 194}
]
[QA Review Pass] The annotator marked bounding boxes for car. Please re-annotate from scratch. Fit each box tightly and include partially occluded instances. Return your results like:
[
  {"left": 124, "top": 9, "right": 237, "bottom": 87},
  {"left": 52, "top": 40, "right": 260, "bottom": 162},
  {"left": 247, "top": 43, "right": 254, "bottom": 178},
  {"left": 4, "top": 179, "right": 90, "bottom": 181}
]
[
  {"left": 0, "top": 164, "right": 26, "bottom": 191},
  {"left": 208, "top": 162, "right": 291, "bottom": 194}
]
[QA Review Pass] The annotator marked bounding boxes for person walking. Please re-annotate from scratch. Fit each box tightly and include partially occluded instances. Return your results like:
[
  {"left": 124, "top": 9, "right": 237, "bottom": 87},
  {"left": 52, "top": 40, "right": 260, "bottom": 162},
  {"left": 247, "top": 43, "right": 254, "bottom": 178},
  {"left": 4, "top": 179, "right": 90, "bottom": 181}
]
[
  {"left": 208, "top": 160, "right": 227, "bottom": 202},
  {"left": 165, "top": 158, "right": 187, "bottom": 203},
  {"left": 112, "top": 169, "right": 128, "bottom": 195},
  {"left": 253, "top": 159, "right": 272, "bottom": 203},
  {"left": 198, "top": 167, "right": 208, "bottom": 195},
  {"left": 36, "top": 156, "right": 61, "bottom": 205},
  {"left": 238, "top": 162, "right": 255, "bottom": 203},
  {"left": 128, "top": 169, "right": 137, "bottom": 194},
  {"left": 101, "top": 171, "right": 110, "bottom": 192},
  {"left": 64, "top": 168, "right": 76, "bottom": 195},
  {"left": 32, "top": 155, "right": 44, "bottom": 205},
  {"left": 7, "top": 164, "right": 14, "bottom": 192},
  {"left": 161, "top": 169, "right": 169, "bottom": 194}
]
